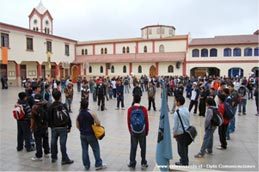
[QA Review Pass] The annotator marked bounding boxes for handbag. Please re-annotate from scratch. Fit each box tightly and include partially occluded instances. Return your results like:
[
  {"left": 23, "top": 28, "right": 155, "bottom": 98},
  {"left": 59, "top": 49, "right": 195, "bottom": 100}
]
[
  {"left": 91, "top": 123, "right": 105, "bottom": 140},
  {"left": 176, "top": 110, "right": 197, "bottom": 145}
]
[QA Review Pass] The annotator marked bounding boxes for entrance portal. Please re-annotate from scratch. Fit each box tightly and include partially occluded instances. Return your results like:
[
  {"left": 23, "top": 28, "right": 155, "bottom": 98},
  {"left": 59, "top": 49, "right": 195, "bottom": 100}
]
[
  {"left": 71, "top": 65, "right": 79, "bottom": 83},
  {"left": 149, "top": 65, "right": 156, "bottom": 77},
  {"left": 190, "top": 67, "right": 220, "bottom": 77},
  {"left": 228, "top": 68, "right": 243, "bottom": 78}
]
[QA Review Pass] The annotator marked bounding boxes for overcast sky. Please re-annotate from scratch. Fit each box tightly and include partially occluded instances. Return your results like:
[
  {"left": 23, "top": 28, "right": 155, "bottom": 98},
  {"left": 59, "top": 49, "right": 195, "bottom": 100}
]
[{"left": 1, "top": 0, "right": 258, "bottom": 41}]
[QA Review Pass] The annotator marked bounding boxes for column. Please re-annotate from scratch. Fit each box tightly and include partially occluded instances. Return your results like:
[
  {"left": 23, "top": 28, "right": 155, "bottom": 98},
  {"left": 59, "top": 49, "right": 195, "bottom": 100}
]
[
  {"left": 16, "top": 62, "right": 21, "bottom": 87},
  {"left": 37, "top": 63, "right": 42, "bottom": 78},
  {"left": 113, "top": 43, "right": 116, "bottom": 54},
  {"left": 55, "top": 64, "right": 59, "bottom": 79},
  {"left": 93, "top": 44, "right": 96, "bottom": 55},
  {"left": 129, "top": 63, "right": 132, "bottom": 75},
  {"left": 105, "top": 64, "right": 108, "bottom": 76},
  {"left": 152, "top": 41, "right": 155, "bottom": 53}
]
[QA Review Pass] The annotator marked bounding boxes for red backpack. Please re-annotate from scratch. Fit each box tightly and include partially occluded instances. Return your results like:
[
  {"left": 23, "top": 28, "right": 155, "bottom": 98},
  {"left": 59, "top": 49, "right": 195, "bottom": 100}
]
[{"left": 13, "top": 104, "right": 25, "bottom": 120}]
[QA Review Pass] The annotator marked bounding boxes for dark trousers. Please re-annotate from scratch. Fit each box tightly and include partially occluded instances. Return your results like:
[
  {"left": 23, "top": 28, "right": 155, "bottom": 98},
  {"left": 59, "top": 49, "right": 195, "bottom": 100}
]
[
  {"left": 34, "top": 128, "right": 50, "bottom": 158},
  {"left": 113, "top": 89, "right": 117, "bottom": 98},
  {"left": 176, "top": 134, "right": 189, "bottom": 165},
  {"left": 198, "top": 99, "right": 206, "bottom": 116},
  {"left": 97, "top": 96, "right": 105, "bottom": 111},
  {"left": 256, "top": 96, "right": 259, "bottom": 114},
  {"left": 148, "top": 97, "right": 156, "bottom": 110},
  {"left": 129, "top": 133, "right": 147, "bottom": 167},
  {"left": 17, "top": 120, "right": 32, "bottom": 151},
  {"left": 218, "top": 123, "right": 228, "bottom": 149},
  {"left": 51, "top": 127, "right": 69, "bottom": 161},
  {"left": 117, "top": 96, "right": 124, "bottom": 108},
  {"left": 189, "top": 100, "right": 198, "bottom": 113}
]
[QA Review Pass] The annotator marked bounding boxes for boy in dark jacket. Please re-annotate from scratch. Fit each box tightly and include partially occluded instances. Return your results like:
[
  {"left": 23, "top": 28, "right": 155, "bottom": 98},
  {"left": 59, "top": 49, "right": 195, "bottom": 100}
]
[{"left": 116, "top": 80, "right": 125, "bottom": 110}]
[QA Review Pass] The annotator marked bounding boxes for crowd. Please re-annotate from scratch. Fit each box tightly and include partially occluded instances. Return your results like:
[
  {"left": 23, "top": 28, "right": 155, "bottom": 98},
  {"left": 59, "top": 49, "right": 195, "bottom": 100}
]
[{"left": 12, "top": 74, "right": 259, "bottom": 170}]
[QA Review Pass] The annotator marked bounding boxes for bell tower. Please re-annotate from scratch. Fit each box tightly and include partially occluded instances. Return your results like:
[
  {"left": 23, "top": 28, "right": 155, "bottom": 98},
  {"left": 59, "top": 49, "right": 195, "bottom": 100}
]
[{"left": 28, "top": 1, "right": 53, "bottom": 34}]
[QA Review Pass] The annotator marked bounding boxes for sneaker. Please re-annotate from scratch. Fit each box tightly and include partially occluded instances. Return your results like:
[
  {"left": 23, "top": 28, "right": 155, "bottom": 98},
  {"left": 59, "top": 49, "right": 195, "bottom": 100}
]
[
  {"left": 175, "top": 162, "right": 183, "bottom": 166},
  {"left": 141, "top": 164, "right": 148, "bottom": 170},
  {"left": 62, "top": 159, "right": 74, "bottom": 165},
  {"left": 243, "top": 112, "right": 246, "bottom": 115},
  {"left": 205, "top": 150, "right": 213, "bottom": 154},
  {"left": 26, "top": 147, "right": 35, "bottom": 152},
  {"left": 96, "top": 164, "right": 107, "bottom": 170},
  {"left": 44, "top": 154, "right": 50, "bottom": 158},
  {"left": 216, "top": 146, "right": 226, "bottom": 150},
  {"left": 194, "top": 153, "right": 204, "bottom": 158},
  {"left": 31, "top": 157, "right": 43, "bottom": 161}
]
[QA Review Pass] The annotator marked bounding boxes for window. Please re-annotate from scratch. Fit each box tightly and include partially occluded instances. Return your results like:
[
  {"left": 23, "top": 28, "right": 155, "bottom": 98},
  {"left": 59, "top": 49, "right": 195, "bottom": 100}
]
[
  {"left": 36, "top": 27, "right": 38, "bottom": 31},
  {"left": 210, "top": 48, "right": 217, "bottom": 57},
  {"left": 233, "top": 48, "right": 241, "bottom": 56},
  {"left": 26, "top": 37, "right": 33, "bottom": 50},
  {"left": 126, "top": 47, "right": 130, "bottom": 53},
  {"left": 33, "top": 19, "right": 37, "bottom": 24},
  {"left": 244, "top": 47, "right": 252, "bottom": 56},
  {"left": 123, "top": 65, "right": 127, "bottom": 73},
  {"left": 1, "top": 33, "right": 9, "bottom": 47},
  {"left": 138, "top": 65, "right": 142, "bottom": 73},
  {"left": 201, "top": 48, "right": 208, "bottom": 57},
  {"left": 100, "top": 66, "right": 103, "bottom": 73},
  {"left": 144, "top": 46, "right": 147, "bottom": 53},
  {"left": 157, "top": 28, "right": 160, "bottom": 34},
  {"left": 122, "top": 47, "right": 126, "bottom": 53},
  {"left": 111, "top": 65, "right": 115, "bottom": 73},
  {"left": 81, "top": 49, "right": 84, "bottom": 55},
  {"left": 101, "top": 48, "right": 104, "bottom": 54},
  {"left": 161, "top": 28, "right": 165, "bottom": 34},
  {"left": 192, "top": 49, "right": 199, "bottom": 57},
  {"left": 168, "top": 65, "right": 174, "bottom": 73},
  {"left": 45, "top": 20, "right": 49, "bottom": 25},
  {"left": 89, "top": 66, "right": 92, "bottom": 73},
  {"left": 45, "top": 28, "right": 50, "bottom": 34},
  {"left": 84, "top": 49, "right": 88, "bottom": 55},
  {"left": 159, "top": 45, "right": 165, "bottom": 53},
  {"left": 46, "top": 41, "right": 52, "bottom": 53},
  {"left": 65, "top": 44, "right": 69, "bottom": 56},
  {"left": 254, "top": 47, "right": 259, "bottom": 56},
  {"left": 148, "top": 29, "right": 152, "bottom": 34},
  {"left": 224, "top": 48, "right": 232, "bottom": 57},
  {"left": 104, "top": 48, "right": 107, "bottom": 54},
  {"left": 169, "top": 29, "right": 173, "bottom": 35}
]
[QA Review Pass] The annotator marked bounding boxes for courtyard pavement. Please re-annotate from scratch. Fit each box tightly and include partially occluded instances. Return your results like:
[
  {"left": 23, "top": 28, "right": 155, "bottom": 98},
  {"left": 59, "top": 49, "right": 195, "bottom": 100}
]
[{"left": 0, "top": 85, "right": 258, "bottom": 171}]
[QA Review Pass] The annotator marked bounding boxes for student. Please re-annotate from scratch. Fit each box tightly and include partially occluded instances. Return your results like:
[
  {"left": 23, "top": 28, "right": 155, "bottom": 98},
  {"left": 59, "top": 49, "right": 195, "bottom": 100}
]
[
  {"left": 76, "top": 99, "right": 106, "bottom": 171},
  {"left": 173, "top": 95, "right": 190, "bottom": 166},
  {"left": 48, "top": 90, "right": 73, "bottom": 165},
  {"left": 116, "top": 80, "right": 125, "bottom": 110},
  {"left": 16, "top": 92, "right": 35, "bottom": 152},
  {"left": 127, "top": 95, "right": 149, "bottom": 169},
  {"left": 188, "top": 82, "right": 200, "bottom": 114},
  {"left": 254, "top": 84, "right": 259, "bottom": 116},
  {"left": 64, "top": 82, "right": 74, "bottom": 113},
  {"left": 30, "top": 94, "right": 50, "bottom": 161},
  {"left": 195, "top": 98, "right": 217, "bottom": 158},
  {"left": 147, "top": 82, "right": 156, "bottom": 111},
  {"left": 131, "top": 82, "right": 142, "bottom": 106}
]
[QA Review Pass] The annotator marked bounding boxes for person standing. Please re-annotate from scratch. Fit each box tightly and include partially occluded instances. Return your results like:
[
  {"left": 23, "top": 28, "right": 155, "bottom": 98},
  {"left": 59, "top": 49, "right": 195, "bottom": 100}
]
[
  {"left": 194, "top": 98, "right": 217, "bottom": 158},
  {"left": 77, "top": 76, "right": 82, "bottom": 93},
  {"left": 132, "top": 82, "right": 142, "bottom": 106},
  {"left": 173, "top": 95, "right": 190, "bottom": 166},
  {"left": 116, "top": 80, "right": 125, "bottom": 110},
  {"left": 96, "top": 80, "right": 106, "bottom": 111},
  {"left": 198, "top": 86, "right": 207, "bottom": 117},
  {"left": 30, "top": 94, "right": 50, "bottom": 161},
  {"left": 147, "top": 82, "right": 156, "bottom": 111},
  {"left": 76, "top": 99, "right": 106, "bottom": 170},
  {"left": 188, "top": 83, "right": 200, "bottom": 114},
  {"left": 111, "top": 78, "right": 117, "bottom": 98},
  {"left": 48, "top": 90, "right": 74, "bottom": 165},
  {"left": 237, "top": 83, "right": 248, "bottom": 115},
  {"left": 247, "top": 80, "right": 254, "bottom": 100},
  {"left": 127, "top": 95, "right": 149, "bottom": 169},
  {"left": 64, "top": 83, "right": 74, "bottom": 113},
  {"left": 254, "top": 84, "right": 259, "bottom": 116}
]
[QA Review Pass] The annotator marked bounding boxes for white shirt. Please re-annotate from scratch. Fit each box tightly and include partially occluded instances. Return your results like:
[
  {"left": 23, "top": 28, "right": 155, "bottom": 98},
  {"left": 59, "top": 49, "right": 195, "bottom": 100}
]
[
  {"left": 111, "top": 80, "right": 116, "bottom": 89},
  {"left": 191, "top": 89, "right": 197, "bottom": 100}
]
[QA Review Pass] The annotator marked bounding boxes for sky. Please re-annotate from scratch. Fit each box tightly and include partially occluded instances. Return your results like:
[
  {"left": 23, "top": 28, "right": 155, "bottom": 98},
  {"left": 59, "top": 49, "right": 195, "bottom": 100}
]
[{"left": 1, "top": 0, "right": 259, "bottom": 41}]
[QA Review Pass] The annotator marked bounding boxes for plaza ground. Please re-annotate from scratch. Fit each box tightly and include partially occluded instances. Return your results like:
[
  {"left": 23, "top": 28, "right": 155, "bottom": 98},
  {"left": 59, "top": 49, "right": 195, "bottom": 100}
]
[{"left": 0, "top": 86, "right": 258, "bottom": 171}]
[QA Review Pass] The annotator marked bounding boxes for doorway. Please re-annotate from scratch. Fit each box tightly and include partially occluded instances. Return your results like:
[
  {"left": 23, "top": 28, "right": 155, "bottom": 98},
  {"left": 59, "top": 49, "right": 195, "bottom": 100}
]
[{"left": 149, "top": 65, "right": 156, "bottom": 77}]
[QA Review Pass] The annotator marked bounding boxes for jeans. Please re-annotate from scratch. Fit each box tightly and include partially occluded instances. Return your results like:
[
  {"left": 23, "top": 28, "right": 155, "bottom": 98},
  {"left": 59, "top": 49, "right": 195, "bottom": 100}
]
[
  {"left": 199, "top": 127, "right": 216, "bottom": 155},
  {"left": 227, "top": 107, "right": 237, "bottom": 137},
  {"left": 218, "top": 123, "right": 228, "bottom": 149},
  {"left": 124, "top": 85, "right": 130, "bottom": 94},
  {"left": 248, "top": 90, "right": 253, "bottom": 99},
  {"left": 51, "top": 127, "right": 69, "bottom": 161},
  {"left": 117, "top": 96, "right": 124, "bottom": 108},
  {"left": 176, "top": 134, "right": 189, "bottom": 165},
  {"left": 238, "top": 99, "right": 247, "bottom": 113},
  {"left": 80, "top": 134, "right": 102, "bottom": 169},
  {"left": 34, "top": 128, "right": 50, "bottom": 158},
  {"left": 129, "top": 133, "right": 147, "bottom": 166},
  {"left": 65, "top": 98, "right": 72, "bottom": 111},
  {"left": 17, "top": 120, "right": 32, "bottom": 151}
]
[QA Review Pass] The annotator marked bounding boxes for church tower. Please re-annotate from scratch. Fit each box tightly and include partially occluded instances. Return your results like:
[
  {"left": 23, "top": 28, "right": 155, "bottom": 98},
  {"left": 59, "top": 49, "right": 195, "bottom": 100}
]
[{"left": 28, "top": 1, "right": 53, "bottom": 34}]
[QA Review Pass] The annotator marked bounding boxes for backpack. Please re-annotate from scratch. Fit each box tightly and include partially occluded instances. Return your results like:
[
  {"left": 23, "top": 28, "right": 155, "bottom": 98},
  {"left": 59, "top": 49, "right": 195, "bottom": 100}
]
[
  {"left": 52, "top": 104, "right": 69, "bottom": 127},
  {"left": 130, "top": 106, "right": 145, "bottom": 134},
  {"left": 134, "top": 87, "right": 142, "bottom": 96},
  {"left": 124, "top": 79, "right": 129, "bottom": 85},
  {"left": 13, "top": 104, "right": 25, "bottom": 120},
  {"left": 35, "top": 105, "right": 48, "bottom": 128},
  {"left": 238, "top": 86, "right": 246, "bottom": 97},
  {"left": 224, "top": 98, "right": 235, "bottom": 120},
  {"left": 210, "top": 107, "right": 223, "bottom": 126}
]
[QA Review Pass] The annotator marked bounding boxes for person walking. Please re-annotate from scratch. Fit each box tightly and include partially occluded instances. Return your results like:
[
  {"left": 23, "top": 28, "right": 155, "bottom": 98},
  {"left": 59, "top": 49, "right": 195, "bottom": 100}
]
[
  {"left": 76, "top": 99, "right": 106, "bottom": 170},
  {"left": 173, "top": 95, "right": 190, "bottom": 166},
  {"left": 147, "top": 82, "right": 156, "bottom": 111},
  {"left": 48, "top": 90, "right": 74, "bottom": 165},
  {"left": 127, "top": 95, "right": 149, "bottom": 169}
]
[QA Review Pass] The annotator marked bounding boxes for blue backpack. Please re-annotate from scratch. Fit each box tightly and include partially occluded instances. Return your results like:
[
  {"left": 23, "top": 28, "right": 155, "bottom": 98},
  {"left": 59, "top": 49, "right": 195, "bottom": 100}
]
[
  {"left": 130, "top": 106, "right": 145, "bottom": 134},
  {"left": 224, "top": 97, "right": 235, "bottom": 120}
]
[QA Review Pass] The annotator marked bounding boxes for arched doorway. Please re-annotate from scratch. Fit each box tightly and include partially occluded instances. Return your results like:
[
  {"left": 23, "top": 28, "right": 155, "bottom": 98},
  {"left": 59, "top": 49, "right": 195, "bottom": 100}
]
[
  {"left": 252, "top": 67, "right": 259, "bottom": 77},
  {"left": 228, "top": 68, "right": 243, "bottom": 78},
  {"left": 149, "top": 65, "right": 156, "bottom": 77},
  {"left": 71, "top": 65, "right": 80, "bottom": 83},
  {"left": 190, "top": 67, "right": 220, "bottom": 77}
]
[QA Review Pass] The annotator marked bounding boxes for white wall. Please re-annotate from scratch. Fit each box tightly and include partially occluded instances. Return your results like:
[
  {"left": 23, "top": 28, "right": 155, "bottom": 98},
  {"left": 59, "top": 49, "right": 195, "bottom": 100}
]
[
  {"left": 108, "top": 63, "right": 129, "bottom": 76},
  {"left": 42, "top": 15, "right": 52, "bottom": 34},
  {"left": 158, "top": 62, "right": 182, "bottom": 76},
  {"left": 138, "top": 42, "right": 152, "bottom": 53},
  {"left": 77, "top": 45, "right": 93, "bottom": 55},
  {"left": 155, "top": 40, "right": 187, "bottom": 52},
  {"left": 29, "top": 15, "right": 41, "bottom": 31},
  {"left": 132, "top": 63, "right": 155, "bottom": 76},
  {"left": 88, "top": 63, "right": 106, "bottom": 76},
  {"left": 95, "top": 44, "right": 113, "bottom": 55},
  {"left": 116, "top": 43, "right": 136, "bottom": 54}
]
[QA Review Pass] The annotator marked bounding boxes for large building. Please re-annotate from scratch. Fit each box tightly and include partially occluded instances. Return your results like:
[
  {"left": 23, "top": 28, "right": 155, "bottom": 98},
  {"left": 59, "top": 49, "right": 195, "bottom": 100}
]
[{"left": 1, "top": 2, "right": 258, "bottom": 86}]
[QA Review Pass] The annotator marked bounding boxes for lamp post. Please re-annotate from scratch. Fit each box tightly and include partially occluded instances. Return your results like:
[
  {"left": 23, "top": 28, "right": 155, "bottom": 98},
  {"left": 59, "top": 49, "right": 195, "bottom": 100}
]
[{"left": 47, "top": 51, "right": 52, "bottom": 77}]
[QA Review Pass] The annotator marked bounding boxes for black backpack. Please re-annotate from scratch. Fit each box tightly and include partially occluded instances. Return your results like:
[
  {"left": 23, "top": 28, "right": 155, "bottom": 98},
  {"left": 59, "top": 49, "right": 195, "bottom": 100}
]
[
  {"left": 210, "top": 107, "right": 223, "bottom": 126},
  {"left": 35, "top": 104, "right": 48, "bottom": 128},
  {"left": 52, "top": 104, "right": 69, "bottom": 127}
]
